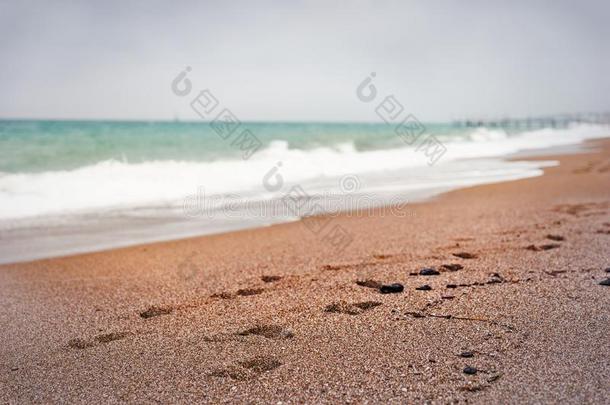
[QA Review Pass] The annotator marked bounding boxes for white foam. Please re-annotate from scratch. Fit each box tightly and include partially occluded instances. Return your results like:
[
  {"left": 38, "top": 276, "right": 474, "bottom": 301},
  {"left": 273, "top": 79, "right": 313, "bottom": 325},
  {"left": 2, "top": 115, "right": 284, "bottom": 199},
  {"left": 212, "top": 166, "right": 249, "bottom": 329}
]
[{"left": 0, "top": 123, "right": 607, "bottom": 220}]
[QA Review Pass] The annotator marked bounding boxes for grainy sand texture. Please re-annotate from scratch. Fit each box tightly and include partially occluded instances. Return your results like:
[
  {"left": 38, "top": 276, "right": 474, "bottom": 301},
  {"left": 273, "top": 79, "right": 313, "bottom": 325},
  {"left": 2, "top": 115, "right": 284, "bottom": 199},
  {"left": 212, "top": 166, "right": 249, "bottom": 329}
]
[{"left": 1, "top": 140, "right": 609, "bottom": 403}]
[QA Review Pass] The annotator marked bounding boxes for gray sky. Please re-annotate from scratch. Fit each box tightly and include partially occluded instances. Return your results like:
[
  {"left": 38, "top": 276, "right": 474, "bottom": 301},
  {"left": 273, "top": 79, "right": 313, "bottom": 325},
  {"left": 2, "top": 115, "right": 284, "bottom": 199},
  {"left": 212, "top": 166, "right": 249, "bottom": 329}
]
[{"left": 1, "top": 0, "right": 609, "bottom": 122}]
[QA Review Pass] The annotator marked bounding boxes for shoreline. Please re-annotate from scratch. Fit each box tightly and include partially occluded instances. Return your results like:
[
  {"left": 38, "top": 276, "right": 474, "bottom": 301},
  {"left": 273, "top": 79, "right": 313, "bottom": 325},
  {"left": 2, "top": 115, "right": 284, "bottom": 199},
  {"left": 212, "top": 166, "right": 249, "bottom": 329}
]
[
  {"left": 0, "top": 139, "right": 600, "bottom": 265},
  {"left": 1, "top": 139, "right": 609, "bottom": 403}
]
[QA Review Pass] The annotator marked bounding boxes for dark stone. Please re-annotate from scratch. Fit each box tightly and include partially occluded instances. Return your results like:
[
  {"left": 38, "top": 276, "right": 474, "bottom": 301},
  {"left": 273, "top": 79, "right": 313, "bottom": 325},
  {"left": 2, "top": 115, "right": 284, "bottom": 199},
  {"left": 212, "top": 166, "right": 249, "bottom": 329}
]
[
  {"left": 605, "top": 267, "right": 610, "bottom": 273},
  {"left": 442, "top": 263, "right": 464, "bottom": 271},
  {"left": 546, "top": 234, "right": 565, "bottom": 241},
  {"left": 446, "top": 284, "right": 458, "bottom": 289},
  {"left": 453, "top": 252, "right": 478, "bottom": 259},
  {"left": 380, "top": 283, "right": 404, "bottom": 294},
  {"left": 599, "top": 278, "right": 610, "bottom": 286},
  {"left": 459, "top": 351, "right": 474, "bottom": 358},
  {"left": 416, "top": 284, "right": 432, "bottom": 291},
  {"left": 419, "top": 268, "right": 440, "bottom": 276},
  {"left": 463, "top": 366, "right": 478, "bottom": 375}
]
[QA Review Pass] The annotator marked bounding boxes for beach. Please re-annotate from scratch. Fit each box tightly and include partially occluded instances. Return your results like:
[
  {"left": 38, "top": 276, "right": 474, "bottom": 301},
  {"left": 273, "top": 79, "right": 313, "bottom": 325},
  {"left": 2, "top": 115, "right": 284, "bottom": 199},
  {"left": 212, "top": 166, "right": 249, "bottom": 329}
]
[{"left": 1, "top": 138, "right": 609, "bottom": 403}]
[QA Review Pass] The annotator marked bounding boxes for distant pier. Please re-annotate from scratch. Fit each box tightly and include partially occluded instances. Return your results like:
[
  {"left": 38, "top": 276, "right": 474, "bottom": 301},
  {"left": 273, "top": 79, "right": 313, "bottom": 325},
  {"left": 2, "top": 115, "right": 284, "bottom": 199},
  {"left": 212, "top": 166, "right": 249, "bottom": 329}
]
[{"left": 452, "top": 112, "right": 610, "bottom": 129}]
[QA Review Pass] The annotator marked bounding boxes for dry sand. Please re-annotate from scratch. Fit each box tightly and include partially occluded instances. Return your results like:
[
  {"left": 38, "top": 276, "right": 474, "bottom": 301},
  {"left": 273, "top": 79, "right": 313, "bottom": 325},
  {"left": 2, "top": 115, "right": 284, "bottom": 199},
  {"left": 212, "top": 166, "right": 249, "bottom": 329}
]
[{"left": 1, "top": 140, "right": 610, "bottom": 403}]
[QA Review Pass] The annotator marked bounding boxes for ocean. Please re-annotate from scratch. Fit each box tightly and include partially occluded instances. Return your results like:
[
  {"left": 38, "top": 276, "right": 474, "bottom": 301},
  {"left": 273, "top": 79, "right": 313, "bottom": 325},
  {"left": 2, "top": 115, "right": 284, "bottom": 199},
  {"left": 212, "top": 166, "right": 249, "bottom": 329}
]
[{"left": 0, "top": 119, "right": 607, "bottom": 263}]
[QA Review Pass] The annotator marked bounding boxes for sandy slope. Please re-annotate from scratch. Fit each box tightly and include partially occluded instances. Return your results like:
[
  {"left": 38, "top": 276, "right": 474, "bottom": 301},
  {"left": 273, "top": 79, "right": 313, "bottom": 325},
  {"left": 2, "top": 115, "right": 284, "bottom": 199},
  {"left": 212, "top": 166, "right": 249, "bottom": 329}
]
[{"left": 1, "top": 140, "right": 609, "bottom": 403}]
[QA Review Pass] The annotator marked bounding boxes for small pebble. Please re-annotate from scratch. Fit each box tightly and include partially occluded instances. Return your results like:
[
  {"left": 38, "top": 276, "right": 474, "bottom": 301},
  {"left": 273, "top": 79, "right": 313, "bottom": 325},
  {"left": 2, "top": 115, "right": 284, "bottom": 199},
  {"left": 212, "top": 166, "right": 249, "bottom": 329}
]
[
  {"left": 419, "top": 268, "right": 440, "bottom": 276},
  {"left": 416, "top": 284, "right": 432, "bottom": 291},
  {"left": 459, "top": 351, "right": 474, "bottom": 358},
  {"left": 463, "top": 366, "right": 478, "bottom": 375},
  {"left": 605, "top": 267, "right": 610, "bottom": 273},
  {"left": 446, "top": 284, "right": 457, "bottom": 289},
  {"left": 380, "top": 283, "right": 404, "bottom": 294},
  {"left": 487, "top": 273, "right": 505, "bottom": 284},
  {"left": 442, "top": 263, "right": 463, "bottom": 271},
  {"left": 599, "top": 278, "right": 610, "bottom": 286},
  {"left": 546, "top": 234, "right": 565, "bottom": 241}
]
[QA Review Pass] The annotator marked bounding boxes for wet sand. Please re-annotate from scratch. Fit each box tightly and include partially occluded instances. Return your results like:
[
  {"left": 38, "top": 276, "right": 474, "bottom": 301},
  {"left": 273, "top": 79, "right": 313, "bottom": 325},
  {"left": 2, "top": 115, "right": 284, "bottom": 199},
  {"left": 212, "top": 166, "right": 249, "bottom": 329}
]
[{"left": 1, "top": 139, "right": 609, "bottom": 403}]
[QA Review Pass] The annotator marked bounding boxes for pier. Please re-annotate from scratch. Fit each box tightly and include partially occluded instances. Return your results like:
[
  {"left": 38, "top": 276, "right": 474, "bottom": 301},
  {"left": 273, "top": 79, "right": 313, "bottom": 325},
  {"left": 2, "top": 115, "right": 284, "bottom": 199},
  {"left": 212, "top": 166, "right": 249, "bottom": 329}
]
[{"left": 452, "top": 112, "right": 610, "bottom": 129}]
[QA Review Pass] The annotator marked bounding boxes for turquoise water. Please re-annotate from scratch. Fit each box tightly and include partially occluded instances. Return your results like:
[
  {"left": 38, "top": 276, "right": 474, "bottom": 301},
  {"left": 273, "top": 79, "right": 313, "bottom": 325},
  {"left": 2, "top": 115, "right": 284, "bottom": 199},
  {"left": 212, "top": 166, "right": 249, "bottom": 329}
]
[{"left": 0, "top": 120, "right": 460, "bottom": 173}]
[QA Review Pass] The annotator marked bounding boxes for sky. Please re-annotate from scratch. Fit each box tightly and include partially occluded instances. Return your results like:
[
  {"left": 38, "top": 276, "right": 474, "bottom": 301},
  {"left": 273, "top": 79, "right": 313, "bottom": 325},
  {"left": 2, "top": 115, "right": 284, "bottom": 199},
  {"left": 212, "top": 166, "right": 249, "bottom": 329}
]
[{"left": 1, "top": 0, "right": 609, "bottom": 122}]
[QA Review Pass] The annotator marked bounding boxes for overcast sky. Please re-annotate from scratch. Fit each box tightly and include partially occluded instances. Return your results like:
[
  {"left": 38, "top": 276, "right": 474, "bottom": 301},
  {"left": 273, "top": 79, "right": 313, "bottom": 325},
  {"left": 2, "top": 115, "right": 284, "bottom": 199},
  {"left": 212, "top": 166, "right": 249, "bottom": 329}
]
[{"left": 1, "top": 0, "right": 609, "bottom": 122}]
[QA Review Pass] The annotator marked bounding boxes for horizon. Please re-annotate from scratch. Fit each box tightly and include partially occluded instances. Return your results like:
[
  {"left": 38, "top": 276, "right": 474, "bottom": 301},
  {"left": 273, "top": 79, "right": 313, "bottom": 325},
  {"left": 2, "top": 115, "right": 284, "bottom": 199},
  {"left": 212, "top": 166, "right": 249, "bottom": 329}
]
[{"left": 1, "top": 111, "right": 608, "bottom": 125}]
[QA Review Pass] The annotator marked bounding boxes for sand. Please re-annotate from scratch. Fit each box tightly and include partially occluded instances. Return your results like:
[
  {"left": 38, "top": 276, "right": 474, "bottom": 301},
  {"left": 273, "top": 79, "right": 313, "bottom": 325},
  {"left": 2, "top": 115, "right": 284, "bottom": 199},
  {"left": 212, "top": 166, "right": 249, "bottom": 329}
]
[{"left": 1, "top": 140, "right": 609, "bottom": 403}]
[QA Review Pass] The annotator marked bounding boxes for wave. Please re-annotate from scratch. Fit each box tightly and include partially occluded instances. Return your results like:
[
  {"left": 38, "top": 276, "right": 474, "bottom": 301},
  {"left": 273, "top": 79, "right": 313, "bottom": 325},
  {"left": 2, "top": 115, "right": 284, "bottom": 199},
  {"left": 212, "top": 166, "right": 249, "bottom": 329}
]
[{"left": 0, "top": 123, "right": 607, "bottom": 220}]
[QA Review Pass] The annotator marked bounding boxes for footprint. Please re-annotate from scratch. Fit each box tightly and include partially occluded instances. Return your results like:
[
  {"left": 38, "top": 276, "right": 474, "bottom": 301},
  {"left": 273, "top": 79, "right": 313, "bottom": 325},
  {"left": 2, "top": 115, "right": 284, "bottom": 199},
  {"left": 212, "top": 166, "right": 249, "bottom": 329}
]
[
  {"left": 209, "top": 356, "right": 282, "bottom": 380},
  {"left": 261, "top": 275, "right": 282, "bottom": 283},
  {"left": 324, "top": 301, "right": 382, "bottom": 315},
  {"left": 211, "top": 292, "right": 234, "bottom": 299},
  {"left": 441, "top": 263, "right": 464, "bottom": 271},
  {"left": 236, "top": 288, "right": 264, "bottom": 296},
  {"left": 355, "top": 279, "right": 382, "bottom": 289},
  {"left": 140, "top": 306, "right": 173, "bottom": 319},
  {"left": 455, "top": 237, "right": 476, "bottom": 242},
  {"left": 238, "top": 356, "right": 282, "bottom": 373},
  {"left": 68, "top": 331, "right": 130, "bottom": 350},
  {"left": 237, "top": 324, "right": 294, "bottom": 339},
  {"left": 321, "top": 264, "right": 352, "bottom": 271},
  {"left": 452, "top": 252, "right": 478, "bottom": 259},
  {"left": 95, "top": 332, "right": 130, "bottom": 344},
  {"left": 208, "top": 366, "right": 249, "bottom": 381},
  {"left": 67, "top": 338, "right": 96, "bottom": 350},
  {"left": 525, "top": 243, "right": 560, "bottom": 251},
  {"left": 373, "top": 253, "right": 394, "bottom": 260},
  {"left": 553, "top": 202, "right": 609, "bottom": 217},
  {"left": 572, "top": 161, "right": 599, "bottom": 174}
]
